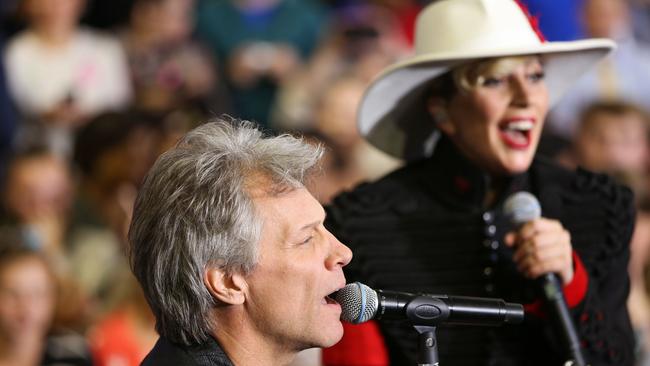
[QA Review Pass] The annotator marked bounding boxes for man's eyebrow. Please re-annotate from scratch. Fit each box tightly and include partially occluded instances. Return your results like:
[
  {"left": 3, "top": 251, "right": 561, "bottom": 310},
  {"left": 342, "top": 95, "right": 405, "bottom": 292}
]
[
  {"left": 298, "top": 212, "right": 326, "bottom": 231},
  {"left": 299, "top": 220, "right": 321, "bottom": 232}
]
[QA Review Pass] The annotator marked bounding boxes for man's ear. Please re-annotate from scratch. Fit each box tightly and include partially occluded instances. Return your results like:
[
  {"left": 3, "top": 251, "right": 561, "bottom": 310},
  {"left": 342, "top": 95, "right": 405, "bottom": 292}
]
[
  {"left": 204, "top": 268, "right": 247, "bottom": 305},
  {"left": 427, "top": 96, "right": 455, "bottom": 136}
]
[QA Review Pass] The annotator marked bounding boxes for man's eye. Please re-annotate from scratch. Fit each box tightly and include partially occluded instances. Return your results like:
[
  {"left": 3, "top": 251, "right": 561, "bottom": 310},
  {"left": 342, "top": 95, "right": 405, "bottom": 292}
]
[{"left": 301, "top": 236, "right": 314, "bottom": 245}]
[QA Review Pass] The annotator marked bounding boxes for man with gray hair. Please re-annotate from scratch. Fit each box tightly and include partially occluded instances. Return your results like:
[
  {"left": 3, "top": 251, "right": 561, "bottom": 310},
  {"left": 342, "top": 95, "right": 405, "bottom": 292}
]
[{"left": 128, "top": 118, "right": 352, "bottom": 366}]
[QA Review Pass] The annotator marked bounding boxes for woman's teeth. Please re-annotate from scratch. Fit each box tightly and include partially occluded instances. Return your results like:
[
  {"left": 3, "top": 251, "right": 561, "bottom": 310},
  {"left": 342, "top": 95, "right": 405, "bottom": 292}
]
[{"left": 503, "top": 120, "right": 534, "bottom": 132}]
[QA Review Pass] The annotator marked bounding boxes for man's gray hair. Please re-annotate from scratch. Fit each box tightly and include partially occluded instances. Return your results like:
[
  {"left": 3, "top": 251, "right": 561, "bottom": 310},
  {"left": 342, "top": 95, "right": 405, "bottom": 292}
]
[{"left": 128, "top": 118, "right": 323, "bottom": 345}]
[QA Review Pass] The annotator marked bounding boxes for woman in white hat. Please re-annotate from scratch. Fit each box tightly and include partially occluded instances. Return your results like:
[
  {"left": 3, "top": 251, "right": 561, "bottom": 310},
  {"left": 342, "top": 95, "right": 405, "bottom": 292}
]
[{"left": 325, "top": 0, "right": 635, "bottom": 365}]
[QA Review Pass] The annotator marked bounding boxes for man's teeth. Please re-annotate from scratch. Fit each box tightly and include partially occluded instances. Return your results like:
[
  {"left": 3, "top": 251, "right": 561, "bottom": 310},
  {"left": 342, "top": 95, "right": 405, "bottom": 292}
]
[{"left": 504, "top": 120, "right": 534, "bottom": 131}]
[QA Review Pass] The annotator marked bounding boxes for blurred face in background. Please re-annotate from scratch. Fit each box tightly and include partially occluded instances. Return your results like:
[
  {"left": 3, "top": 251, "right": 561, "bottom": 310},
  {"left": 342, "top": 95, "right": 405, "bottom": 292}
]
[
  {"left": 22, "top": 0, "right": 84, "bottom": 32},
  {"left": 582, "top": 0, "right": 630, "bottom": 38},
  {"left": 0, "top": 256, "right": 56, "bottom": 341},
  {"left": 4, "top": 155, "right": 72, "bottom": 224},
  {"left": 576, "top": 110, "right": 649, "bottom": 173},
  {"left": 132, "top": 0, "right": 195, "bottom": 43},
  {"left": 315, "top": 78, "right": 365, "bottom": 148}
]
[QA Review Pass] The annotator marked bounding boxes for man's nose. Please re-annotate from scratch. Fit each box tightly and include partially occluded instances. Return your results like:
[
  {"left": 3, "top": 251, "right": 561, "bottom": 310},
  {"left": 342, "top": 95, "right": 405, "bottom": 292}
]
[{"left": 325, "top": 230, "right": 353, "bottom": 269}]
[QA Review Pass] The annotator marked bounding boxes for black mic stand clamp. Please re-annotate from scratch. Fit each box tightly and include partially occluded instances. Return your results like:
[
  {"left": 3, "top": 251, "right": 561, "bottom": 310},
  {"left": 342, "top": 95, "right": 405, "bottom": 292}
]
[{"left": 414, "top": 325, "right": 439, "bottom": 366}]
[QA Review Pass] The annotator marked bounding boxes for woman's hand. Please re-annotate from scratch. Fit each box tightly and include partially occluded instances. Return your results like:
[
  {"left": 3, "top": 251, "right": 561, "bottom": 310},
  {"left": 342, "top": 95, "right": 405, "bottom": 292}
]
[{"left": 504, "top": 218, "right": 574, "bottom": 285}]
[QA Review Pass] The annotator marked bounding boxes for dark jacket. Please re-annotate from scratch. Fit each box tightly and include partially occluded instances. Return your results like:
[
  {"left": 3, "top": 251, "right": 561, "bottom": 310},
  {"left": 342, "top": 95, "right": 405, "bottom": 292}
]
[
  {"left": 326, "top": 138, "right": 635, "bottom": 366},
  {"left": 141, "top": 336, "right": 234, "bottom": 366}
]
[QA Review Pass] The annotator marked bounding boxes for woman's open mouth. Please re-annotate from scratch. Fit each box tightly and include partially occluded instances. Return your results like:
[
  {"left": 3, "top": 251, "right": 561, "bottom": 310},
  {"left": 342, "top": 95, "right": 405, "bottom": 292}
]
[{"left": 499, "top": 119, "right": 535, "bottom": 149}]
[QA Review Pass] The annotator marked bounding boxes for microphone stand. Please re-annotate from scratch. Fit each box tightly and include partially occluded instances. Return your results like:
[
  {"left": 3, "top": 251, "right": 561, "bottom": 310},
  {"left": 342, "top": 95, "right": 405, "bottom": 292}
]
[
  {"left": 414, "top": 326, "right": 439, "bottom": 366},
  {"left": 407, "top": 278, "right": 585, "bottom": 366},
  {"left": 540, "top": 274, "right": 587, "bottom": 366}
]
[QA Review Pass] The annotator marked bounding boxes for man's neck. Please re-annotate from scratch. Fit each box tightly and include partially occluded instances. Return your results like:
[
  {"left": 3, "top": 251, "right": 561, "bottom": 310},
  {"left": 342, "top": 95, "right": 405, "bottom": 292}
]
[{"left": 212, "top": 313, "right": 297, "bottom": 366}]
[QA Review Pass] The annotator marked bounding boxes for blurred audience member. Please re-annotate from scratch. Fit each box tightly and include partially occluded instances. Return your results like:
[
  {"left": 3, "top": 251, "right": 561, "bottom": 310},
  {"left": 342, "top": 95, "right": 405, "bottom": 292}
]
[
  {"left": 2, "top": 148, "right": 72, "bottom": 266},
  {"left": 195, "top": 0, "right": 327, "bottom": 127},
  {"left": 306, "top": 76, "right": 400, "bottom": 204},
  {"left": 370, "top": 0, "right": 421, "bottom": 45},
  {"left": 629, "top": 0, "right": 650, "bottom": 47},
  {"left": 0, "top": 237, "right": 92, "bottom": 366},
  {"left": 87, "top": 275, "right": 156, "bottom": 366},
  {"left": 272, "top": 1, "right": 410, "bottom": 131},
  {"left": 122, "top": 0, "right": 223, "bottom": 116},
  {"left": 4, "top": 0, "right": 132, "bottom": 157},
  {"left": 572, "top": 101, "right": 650, "bottom": 363},
  {"left": 68, "top": 111, "right": 159, "bottom": 323},
  {"left": 155, "top": 108, "right": 200, "bottom": 154},
  {"left": 547, "top": 0, "right": 650, "bottom": 138},
  {"left": 574, "top": 101, "right": 650, "bottom": 197}
]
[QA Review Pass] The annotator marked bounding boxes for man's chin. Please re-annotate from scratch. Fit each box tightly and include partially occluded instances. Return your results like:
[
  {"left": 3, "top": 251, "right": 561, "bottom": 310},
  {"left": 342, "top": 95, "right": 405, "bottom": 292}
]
[{"left": 310, "top": 324, "right": 345, "bottom": 349}]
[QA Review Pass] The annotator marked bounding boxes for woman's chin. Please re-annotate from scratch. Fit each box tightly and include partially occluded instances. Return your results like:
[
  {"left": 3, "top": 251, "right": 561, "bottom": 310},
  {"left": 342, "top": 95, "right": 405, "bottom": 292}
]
[
  {"left": 505, "top": 161, "right": 533, "bottom": 175},
  {"left": 495, "top": 155, "right": 535, "bottom": 176}
]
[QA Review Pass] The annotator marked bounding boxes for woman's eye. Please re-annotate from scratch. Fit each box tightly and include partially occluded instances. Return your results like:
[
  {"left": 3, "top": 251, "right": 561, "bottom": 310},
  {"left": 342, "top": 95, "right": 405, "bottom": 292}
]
[
  {"left": 301, "top": 236, "right": 314, "bottom": 245},
  {"left": 481, "top": 76, "right": 505, "bottom": 87},
  {"left": 528, "top": 71, "right": 545, "bottom": 82}
]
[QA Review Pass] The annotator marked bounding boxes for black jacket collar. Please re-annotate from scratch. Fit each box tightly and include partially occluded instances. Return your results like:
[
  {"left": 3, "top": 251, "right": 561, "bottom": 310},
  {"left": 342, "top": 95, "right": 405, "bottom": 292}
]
[
  {"left": 419, "top": 137, "right": 530, "bottom": 211},
  {"left": 141, "top": 336, "right": 234, "bottom": 366}
]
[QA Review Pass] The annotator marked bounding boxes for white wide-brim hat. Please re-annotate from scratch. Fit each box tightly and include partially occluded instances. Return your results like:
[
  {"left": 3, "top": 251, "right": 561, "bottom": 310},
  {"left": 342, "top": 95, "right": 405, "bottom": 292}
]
[{"left": 359, "top": 0, "right": 615, "bottom": 160}]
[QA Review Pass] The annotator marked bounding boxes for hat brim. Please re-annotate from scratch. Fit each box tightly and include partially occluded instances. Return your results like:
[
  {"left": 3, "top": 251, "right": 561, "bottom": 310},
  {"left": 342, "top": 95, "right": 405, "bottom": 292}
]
[{"left": 359, "top": 38, "right": 615, "bottom": 160}]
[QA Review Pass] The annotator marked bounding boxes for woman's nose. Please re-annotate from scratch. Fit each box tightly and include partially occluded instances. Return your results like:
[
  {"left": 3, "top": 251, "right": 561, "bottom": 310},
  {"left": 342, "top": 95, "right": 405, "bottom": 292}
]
[{"left": 510, "top": 75, "right": 533, "bottom": 107}]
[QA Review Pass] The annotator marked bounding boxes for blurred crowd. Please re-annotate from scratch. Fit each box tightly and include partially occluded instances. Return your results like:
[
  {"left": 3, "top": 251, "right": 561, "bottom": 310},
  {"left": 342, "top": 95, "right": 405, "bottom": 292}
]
[{"left": 0, "top": 0, "right": 650, "bottom": 365}]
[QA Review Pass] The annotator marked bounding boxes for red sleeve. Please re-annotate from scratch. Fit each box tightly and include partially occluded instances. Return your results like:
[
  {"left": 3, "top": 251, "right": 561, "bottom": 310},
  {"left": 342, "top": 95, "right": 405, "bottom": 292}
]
[
  {"left": 322, "top": 321, "right": 389, "bottom": 366},
  {"left": 564, "top": 251, "right": 588, "bottom": 308}
]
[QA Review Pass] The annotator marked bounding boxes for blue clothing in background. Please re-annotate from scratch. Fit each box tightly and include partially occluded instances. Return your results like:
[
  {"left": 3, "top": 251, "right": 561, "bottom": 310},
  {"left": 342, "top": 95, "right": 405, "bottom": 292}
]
[{"left": 520, "top": 0, "right": 584, "bottom": 41}]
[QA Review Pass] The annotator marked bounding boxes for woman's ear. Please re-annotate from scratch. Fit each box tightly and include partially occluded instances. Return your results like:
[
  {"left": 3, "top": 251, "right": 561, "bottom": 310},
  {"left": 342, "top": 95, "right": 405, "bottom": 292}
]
[
  {"left": 427, "top": 97, "right": 455, "bottom": 136},
  {"left": 204, "top": 268, "right": 247, "bottom": 305}
]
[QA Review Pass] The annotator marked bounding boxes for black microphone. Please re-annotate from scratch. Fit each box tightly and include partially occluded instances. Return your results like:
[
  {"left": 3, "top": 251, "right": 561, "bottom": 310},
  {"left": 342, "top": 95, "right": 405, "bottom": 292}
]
[
  {"left": 334, "top": 282, "right": 524, "bottom": 326},
  {"left": 503, "top": 192, "right": 586, "bottom": 366}
]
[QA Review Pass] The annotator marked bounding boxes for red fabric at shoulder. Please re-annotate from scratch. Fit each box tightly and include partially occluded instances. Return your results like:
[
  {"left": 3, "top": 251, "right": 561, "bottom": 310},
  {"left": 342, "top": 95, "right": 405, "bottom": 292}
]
[{"left": 322, "top": 321, "right": 389, "bottom": 366}]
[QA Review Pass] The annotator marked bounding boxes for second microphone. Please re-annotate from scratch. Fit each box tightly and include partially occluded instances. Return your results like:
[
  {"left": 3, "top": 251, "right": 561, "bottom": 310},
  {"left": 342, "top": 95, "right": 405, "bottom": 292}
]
[{"left": 335, "top": 282, "right": 524, "bottom": 327}]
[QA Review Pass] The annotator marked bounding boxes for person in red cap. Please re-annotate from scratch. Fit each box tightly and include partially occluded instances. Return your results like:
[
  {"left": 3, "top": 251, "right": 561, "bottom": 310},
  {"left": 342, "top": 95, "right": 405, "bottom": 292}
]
[{"left": 324, "top": 0, "right": 635, "bottom": 365}]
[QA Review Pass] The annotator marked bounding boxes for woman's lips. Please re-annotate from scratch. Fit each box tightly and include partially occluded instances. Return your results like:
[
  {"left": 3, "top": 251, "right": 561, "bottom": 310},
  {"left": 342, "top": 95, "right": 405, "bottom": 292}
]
[{"left": 499, "top": 119, "right": 535, "bottom": 149}]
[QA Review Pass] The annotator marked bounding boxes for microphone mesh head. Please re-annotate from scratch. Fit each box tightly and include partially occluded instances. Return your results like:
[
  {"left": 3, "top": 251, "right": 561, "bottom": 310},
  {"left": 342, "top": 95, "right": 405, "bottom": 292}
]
[
  {"left": 503, "top": 191, "right": 541, "bottom": 225},
  {"left": 335, "top": 282, "right": 378, "bottom": 324}
]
